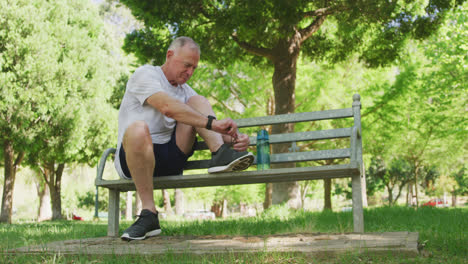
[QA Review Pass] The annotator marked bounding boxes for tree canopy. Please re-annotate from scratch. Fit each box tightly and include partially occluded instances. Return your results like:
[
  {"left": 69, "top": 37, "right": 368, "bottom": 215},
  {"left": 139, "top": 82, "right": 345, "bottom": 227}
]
[
  {"left": 120, "top": 0, "right": 465, "bottom": 207},
  {"left": 122, "top": 0, "right": 463, "bottom": 67},
  {"left": 0, "top": 0, "right": 128, "bottom": 221}
]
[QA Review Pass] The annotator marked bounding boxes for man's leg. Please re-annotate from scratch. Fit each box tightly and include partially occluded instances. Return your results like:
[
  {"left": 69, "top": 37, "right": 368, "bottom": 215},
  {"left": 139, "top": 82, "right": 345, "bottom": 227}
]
[
  {"left": 176, "top": 95, "right": 223, "bottom": 154},
  {"left": 122, "top": 121, "right": 157, "bottom": 213},
  {"left": 176, "top": 95, "right": 254, "bottom": 173},
  {"left": 121, "top": 121, "right": 161, "bottom": 240}
]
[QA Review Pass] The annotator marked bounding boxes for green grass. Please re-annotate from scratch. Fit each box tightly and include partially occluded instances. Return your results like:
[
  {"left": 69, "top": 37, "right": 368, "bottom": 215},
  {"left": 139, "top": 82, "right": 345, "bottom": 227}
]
[{"left": 0, "top": 206, "right": 467, "bottom": 263}]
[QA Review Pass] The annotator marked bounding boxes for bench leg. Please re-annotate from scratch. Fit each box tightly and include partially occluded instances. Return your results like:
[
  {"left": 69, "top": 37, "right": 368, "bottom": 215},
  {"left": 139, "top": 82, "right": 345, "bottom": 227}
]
[
  {"left": 352, "top": 174, "right": 364, "bottom": 233},
  {"left": 108, "top": 189, "right": 120, "bottom": 237}
]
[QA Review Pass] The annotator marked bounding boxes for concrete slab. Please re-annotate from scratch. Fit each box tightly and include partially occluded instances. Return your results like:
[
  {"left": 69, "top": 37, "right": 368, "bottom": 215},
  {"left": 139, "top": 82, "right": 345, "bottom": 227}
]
[{"left": 9, "top": 232, "right": 419, "bottom": 256}]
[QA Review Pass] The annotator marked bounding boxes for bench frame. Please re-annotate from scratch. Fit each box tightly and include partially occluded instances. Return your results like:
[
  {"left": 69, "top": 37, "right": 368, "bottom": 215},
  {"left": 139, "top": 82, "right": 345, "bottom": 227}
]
[{"left": 96, "top": 94, "right": 365, "bottom": 237}]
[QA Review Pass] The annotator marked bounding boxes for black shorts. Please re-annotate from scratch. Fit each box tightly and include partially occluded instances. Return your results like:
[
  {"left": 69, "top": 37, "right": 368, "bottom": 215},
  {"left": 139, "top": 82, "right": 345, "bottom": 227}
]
[{"left": 119, "top": 130, "right": 197, "bottom": 178}]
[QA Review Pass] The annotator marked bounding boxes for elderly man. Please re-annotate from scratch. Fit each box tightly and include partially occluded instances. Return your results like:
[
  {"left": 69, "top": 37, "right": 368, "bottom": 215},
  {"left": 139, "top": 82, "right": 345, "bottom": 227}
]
[{"left": 115, "top": 36, "right": 254, "bottom": 240}]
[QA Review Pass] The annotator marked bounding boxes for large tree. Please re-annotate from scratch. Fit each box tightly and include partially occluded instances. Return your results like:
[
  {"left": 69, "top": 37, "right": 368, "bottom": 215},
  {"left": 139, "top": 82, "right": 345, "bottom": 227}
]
[
  {"left": 120, "top": 0, "right": 464, "bottom": 207},
  {"left": 1, "top": 0, "right": 49, "bottom": 223},
  {"left": 0, "top": 0, "right": 125, "bottom": 222},
  {"left": 362, "top": 3, "right": 467, "bottom": 206}
]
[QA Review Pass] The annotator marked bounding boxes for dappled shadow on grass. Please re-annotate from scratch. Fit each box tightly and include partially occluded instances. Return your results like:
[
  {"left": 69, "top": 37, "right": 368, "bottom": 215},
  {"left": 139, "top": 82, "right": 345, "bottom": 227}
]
[{"left": 139, "top": 209, "right": 354, "bottom": 238}]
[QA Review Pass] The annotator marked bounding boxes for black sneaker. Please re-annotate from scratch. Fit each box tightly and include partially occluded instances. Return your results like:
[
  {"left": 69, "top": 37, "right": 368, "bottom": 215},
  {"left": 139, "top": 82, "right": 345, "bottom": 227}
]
[
  {"left": 207, "top": 143, "right": 254, "bottom": 173},
  {"left": 121, "top": 209, "right": 161, "bottom": 241}
]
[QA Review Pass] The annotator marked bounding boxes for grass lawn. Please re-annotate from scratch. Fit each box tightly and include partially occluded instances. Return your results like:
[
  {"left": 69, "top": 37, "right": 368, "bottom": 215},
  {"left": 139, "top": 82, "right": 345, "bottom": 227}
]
[{"left": 0, "top": 206, "right": 466, "bottom": 263}]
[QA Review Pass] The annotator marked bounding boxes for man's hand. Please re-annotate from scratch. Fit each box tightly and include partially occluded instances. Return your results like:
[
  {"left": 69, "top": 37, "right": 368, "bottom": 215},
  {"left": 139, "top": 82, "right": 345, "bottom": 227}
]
[
  {"left": 211, "top": 118, "right": 239, "bottom": 138},
  {"left": 231, "top": 133, "right": 250, "bottom": 151}
]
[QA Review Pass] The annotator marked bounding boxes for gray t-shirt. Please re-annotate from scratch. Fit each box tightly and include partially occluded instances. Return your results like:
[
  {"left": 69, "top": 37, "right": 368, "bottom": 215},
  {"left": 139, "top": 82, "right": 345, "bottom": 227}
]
[{"left": 114, "top": 64, "right": 197, "bottom": 178}]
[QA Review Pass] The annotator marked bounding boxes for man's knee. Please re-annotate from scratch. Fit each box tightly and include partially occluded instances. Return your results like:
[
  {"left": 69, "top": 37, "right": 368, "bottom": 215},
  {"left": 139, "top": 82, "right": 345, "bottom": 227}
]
[
  {"left": 187, "top": 95, "right": 210, "bottom": 107},
  {"left": 123, "top": 121, "right": 152, "bottom": 149}
]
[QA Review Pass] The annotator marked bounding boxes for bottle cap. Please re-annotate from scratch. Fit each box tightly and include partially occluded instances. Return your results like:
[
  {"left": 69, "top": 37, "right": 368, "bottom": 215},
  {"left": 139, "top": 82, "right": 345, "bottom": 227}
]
[{"left": 257, "top": 129, "right": 269, "bottom": 140}]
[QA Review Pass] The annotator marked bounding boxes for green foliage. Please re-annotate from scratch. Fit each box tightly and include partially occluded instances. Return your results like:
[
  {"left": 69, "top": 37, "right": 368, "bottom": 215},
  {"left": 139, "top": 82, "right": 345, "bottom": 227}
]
[
  {"left": 335, "top": 157, "right": 388, "bottom": 201},
  {"left": 259, "top": 204, "right": 294, "bottom": 220},
  {"left": 0, "top": 0, "right": 125, "bottom": 167},
  {"left": 118, "top": 0, "right": 466, "bottom": 205},
  {"left": 0, "top": 0, "right": 137, "bottom": 221},
  {"left": 214, "top": 184, "right": 263, "bottom": 205},
  {"left": 108, "top": 74, "right": 129, "bottom": 110},
  {"left": 421, "top": 165, "right": 440, "bottom": 196},
  {"left": 361, "top": 3, "right": 467, "bottom": 199},
  {"left": 451, "top": 167, "right": 468, "bottom": 195},
  {"left": 190, "top": 61, "right": 272, "bottom": 120},
  {"left": 77, "top": 189, "right": 108, "bottom": 211},
  {"left": 121, "top": 0, "right": 463, "bottom": 67}
]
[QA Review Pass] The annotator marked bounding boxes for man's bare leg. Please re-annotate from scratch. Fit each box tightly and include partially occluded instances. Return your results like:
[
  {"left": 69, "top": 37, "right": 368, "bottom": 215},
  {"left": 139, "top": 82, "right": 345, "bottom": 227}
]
[
  {"left": 175, "top": 95, "right": 253, "bottom": 173},
  {"left": 176, "top": 95, "right": 224, "bottom": 154},
  {"left": 122, "top": 121, "right": 157, "bottom": 213}
]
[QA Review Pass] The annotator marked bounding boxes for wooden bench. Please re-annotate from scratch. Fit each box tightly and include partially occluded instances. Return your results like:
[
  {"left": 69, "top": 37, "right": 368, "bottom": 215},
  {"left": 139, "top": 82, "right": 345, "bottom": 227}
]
[{"left": 96, "top": 94, "right": 365, "bottom": 237}]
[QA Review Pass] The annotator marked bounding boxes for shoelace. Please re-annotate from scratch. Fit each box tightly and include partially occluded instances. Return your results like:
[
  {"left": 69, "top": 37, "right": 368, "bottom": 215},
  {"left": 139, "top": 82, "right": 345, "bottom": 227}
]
[
  {"left": 131, "top": 214, "right": 144, "bottom": 223},
  {"left": 231, "top": 134, "right": 240, "bottom": 148}
]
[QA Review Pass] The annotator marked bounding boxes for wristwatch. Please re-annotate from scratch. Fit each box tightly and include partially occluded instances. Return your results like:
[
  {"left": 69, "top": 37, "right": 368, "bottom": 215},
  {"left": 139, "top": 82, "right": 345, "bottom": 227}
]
[{"left": 206, "top": 115, "right": 216, "bottom": 130}]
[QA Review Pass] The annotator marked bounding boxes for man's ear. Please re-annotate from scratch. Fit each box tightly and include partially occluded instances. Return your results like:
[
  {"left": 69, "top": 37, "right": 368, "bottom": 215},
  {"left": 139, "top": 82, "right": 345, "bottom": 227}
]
[{"left": 166, "top": 50, "right": 174, "bottom": 61}]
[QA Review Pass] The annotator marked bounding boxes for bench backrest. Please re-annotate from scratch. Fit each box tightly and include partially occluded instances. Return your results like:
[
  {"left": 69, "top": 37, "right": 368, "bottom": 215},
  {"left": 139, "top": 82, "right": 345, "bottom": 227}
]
[{"left": 184, "top": 94, "right": 363, "bottom": 171}]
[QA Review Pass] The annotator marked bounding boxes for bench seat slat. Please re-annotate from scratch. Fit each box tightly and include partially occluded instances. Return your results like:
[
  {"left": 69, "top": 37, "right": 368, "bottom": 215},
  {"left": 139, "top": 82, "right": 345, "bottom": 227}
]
[
  {"left": 235, "top": 108, "right": 353, "bottom": 128},
  {"left": 184, "top": 148, "right": 351, "bottom": 170},
  {"left": 96, "top": 164, "right": 360, "bottom": 191},
  {"left": 195, "top": 128, "right": 352, "bottom": 150}
]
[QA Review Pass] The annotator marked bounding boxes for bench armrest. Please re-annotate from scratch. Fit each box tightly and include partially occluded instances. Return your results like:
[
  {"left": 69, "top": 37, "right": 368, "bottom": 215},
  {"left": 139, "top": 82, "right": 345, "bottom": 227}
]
[{"left": 95, "top": 148, "right": 116, "bottom": 183}]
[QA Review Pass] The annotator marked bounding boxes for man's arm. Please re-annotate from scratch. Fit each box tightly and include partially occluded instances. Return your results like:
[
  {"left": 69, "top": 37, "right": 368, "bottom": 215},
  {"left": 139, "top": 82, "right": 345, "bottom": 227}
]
[{"left": 146, "top": 92, "right": 238, "bottom": 137}]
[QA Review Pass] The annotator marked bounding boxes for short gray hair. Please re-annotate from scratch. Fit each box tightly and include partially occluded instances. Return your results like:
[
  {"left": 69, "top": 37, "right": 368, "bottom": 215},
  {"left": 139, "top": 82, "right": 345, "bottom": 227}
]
[{"left": 168, "top": 36, "right": 200, "bottom": 55}]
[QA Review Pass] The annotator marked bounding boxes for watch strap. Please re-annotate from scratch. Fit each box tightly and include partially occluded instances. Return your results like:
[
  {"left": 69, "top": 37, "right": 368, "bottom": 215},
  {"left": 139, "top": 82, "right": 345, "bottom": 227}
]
[{"left": 206, "top": 115, "right": 216, "bottom": 130}]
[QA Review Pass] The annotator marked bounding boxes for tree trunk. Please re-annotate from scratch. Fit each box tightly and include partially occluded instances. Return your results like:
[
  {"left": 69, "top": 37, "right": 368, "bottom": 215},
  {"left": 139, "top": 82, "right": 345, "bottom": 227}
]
[
  {"left": 211, "top": 202, "right": 222, "bottom": 218},
  {"left": 452, "top": 191, "right": 457, "bottom": 207},
  {"left": 125, "top": 191, "right": 133, "bottom": 220},
  {"left": 221, "top": 199, "right": 228, "bottom": 218},
  {"left": 414, "top": 168, "right": 419, "bottom": 207},
  {"left": 324, "top": 179, "right": 332, "bottom": 210},
  {"left": 263, "top": 95, "right": 274, "bottom": 211},
  {"left": 36, "top": 178, "right": 52, "bottom": 222},
  {"left": 394, "top": 183, "right": 406, "bottom": 205},
  {"left": 271, "top": 37, "right": 302, "bottom": 209},
  {"left": 41, "top": 162, "right": 64, "bottom": 220},
  {"left": 263, "top": 183, "right": 273, "bottom": 210},
  {"left": 386, "top": 185, "right": 394, "bottom": 206},
  {"left": 406, "top": 183, "right": 411, "bottom": 206},
  {"left": 407, "top": 182, "right": 416, "bottom": 207},
  {"left": 300, "top": 182, "right": 310, "bottom": 209},
  {"left": 162, "top": 189, "right": 173, "bottom": 214},
  {"left": 0, "top": 141, "right": 24, "bottom": 223},
  {"left": 50, "top": 163, "right": 64, "bottom": 220},
  {"left": 174, "top": 189, "right": 184, "bottom": 216}
]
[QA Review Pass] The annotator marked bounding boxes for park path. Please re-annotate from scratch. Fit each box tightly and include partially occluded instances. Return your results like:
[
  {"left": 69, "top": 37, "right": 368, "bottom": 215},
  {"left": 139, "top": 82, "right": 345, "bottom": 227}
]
[{"left": 10, "top": 232, "right": 419, "bottom": 256}]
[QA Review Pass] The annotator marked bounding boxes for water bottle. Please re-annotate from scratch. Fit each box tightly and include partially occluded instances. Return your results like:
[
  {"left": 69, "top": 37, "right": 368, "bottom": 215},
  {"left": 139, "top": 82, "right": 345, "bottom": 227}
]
[{"left": 257, "top": 129, "right": 270, "bottom": 170}]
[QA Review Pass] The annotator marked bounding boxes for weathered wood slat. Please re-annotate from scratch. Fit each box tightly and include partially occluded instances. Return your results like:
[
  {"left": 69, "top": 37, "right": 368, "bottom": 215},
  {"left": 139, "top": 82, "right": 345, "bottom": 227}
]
[
  {"left": 195, "top": 128, "right": 352, "bottom": 150},
  {"left": 271, "top": 148, "right": 350, "bottom": 163},
  {"left": 10, "top": 232, "right": 420, "bottom": 256},
  {"left": 185, "top": 149, "right": 351, "bottom": 170},
  {"left": 234, "top": 108, "right": 353, "bottom": 128},
  {"left": 96, "top": 164, "right": 360, "bottom": 191}
]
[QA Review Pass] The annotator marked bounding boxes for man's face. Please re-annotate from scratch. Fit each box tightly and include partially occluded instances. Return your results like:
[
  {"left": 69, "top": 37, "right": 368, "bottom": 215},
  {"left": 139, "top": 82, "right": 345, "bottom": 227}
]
[{"left": 165, "top": 45, "right": 200, "bottom": 86}]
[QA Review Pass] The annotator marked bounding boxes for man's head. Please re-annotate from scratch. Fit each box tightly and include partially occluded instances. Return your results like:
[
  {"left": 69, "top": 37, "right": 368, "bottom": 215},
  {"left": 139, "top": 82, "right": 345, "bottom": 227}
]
[{"left": 162, "top": 36, "right": 200, "bottom": 86}]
